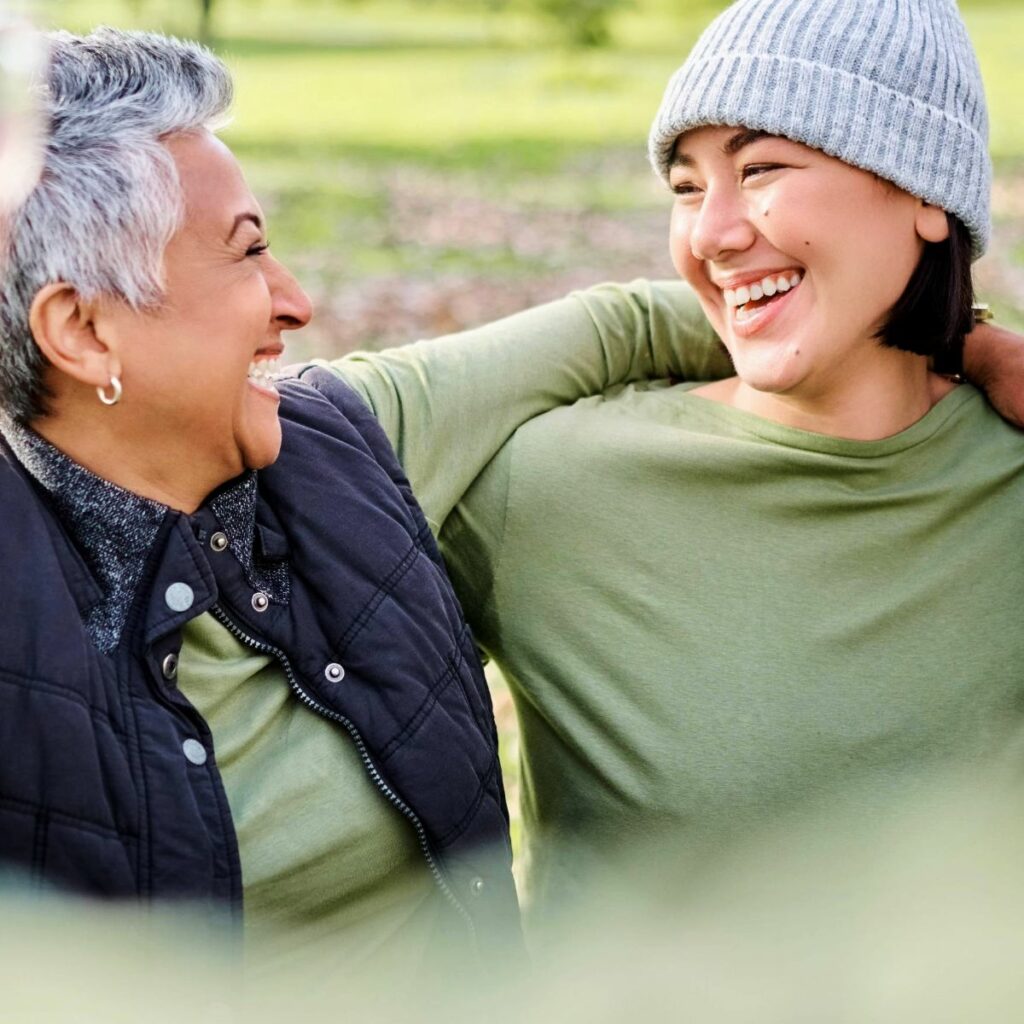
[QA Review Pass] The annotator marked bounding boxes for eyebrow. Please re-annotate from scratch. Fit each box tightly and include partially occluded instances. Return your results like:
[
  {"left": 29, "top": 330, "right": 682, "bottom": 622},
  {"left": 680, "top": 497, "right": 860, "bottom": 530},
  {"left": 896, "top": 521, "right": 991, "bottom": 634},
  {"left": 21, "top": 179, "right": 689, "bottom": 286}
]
[
  {"left": 723, "top": 128, "right": 774, "bottom": 155},
  {"left": 670, "top": 129, "right": 776, "bottom": 168},
  {"left": 226, "top": 212, "right": 263, "bottom": 243}
]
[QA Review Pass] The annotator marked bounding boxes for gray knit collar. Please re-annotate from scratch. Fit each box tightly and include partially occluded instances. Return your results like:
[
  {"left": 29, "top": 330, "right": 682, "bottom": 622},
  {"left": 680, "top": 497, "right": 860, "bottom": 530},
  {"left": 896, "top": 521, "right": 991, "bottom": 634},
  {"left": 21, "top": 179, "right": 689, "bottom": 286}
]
[{"left": 0, "top": 418, "right": 283, "bottom": 653}]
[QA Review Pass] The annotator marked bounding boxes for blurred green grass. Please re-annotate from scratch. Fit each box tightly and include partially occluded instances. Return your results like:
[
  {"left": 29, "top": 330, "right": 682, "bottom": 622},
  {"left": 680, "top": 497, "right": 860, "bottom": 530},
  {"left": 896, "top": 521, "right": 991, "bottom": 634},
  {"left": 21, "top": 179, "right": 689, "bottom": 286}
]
[
  {"left": 40, "top": 0, "right": 1024, "bottom": 342},
  {"left": 43, "top": 0, "right": 1024, "bottom": 158},
  {"left": 229, "top": 4, "right": 1023, "bottom": 167}
]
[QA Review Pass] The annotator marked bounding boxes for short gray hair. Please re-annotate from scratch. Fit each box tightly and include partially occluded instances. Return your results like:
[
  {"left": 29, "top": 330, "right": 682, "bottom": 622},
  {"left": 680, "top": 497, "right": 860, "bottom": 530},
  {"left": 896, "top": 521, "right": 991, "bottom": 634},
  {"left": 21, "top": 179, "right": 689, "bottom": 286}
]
[{"left": 0, "top": 28, "right": 233, "bottom": 422}]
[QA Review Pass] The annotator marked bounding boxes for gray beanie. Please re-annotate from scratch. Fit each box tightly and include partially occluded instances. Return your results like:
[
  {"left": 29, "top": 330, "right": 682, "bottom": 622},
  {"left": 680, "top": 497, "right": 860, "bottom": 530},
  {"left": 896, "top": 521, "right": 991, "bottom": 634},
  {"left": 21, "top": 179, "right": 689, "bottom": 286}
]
[{"left": 648, "top": 0, "right": 991, "bottom": 255}]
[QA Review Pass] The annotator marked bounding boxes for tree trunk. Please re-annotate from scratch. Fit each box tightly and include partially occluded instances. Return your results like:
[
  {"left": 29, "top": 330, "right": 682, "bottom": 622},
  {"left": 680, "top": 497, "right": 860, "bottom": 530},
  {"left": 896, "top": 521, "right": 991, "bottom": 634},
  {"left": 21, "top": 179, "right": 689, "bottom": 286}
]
[{"left": 199, "top": 0, "right": 215, "bottom": 45}]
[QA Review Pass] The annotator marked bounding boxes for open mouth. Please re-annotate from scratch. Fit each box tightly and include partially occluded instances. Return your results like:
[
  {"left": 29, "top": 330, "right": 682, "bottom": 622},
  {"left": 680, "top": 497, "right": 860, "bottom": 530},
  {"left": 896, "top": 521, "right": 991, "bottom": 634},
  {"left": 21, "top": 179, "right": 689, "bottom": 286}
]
[
  {"left": 245, "top": 356, "right": 282, "bottom": 395},
  {"left": 724, "top": 271, "right": 803, "bottom": 322},
  {"left": 247, "top": 356, "right": 282, "bottom": 393}
]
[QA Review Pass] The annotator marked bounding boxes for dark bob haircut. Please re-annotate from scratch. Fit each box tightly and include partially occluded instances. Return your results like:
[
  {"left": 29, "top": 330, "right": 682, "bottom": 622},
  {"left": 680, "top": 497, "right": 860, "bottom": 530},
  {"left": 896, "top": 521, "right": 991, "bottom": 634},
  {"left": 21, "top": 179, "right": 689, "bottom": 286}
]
[{"left": 877, "top": 213, "right": 974, "bottom": 375}]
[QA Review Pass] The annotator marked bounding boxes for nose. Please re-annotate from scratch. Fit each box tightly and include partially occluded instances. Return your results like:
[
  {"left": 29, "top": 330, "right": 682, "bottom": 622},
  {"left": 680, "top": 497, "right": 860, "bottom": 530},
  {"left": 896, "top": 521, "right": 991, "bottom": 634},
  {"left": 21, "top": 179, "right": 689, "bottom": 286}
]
[
  {"left": 688, "top": 183, "right": 757, "bottom": 263},
  {"left": 268, "top": 256, "right": 313, "bottom": 331}
]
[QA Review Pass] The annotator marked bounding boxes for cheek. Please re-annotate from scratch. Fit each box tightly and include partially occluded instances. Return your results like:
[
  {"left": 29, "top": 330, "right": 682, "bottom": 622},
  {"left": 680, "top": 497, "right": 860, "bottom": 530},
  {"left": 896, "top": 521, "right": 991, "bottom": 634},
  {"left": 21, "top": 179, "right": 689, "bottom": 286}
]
[
  {"left": 241, "top": 274, "right": 274, "bottom": 322},
  {"left": 858, "top": 208, "right": 925, "bottom": 289},
  {"left": 748, "top": 188, "right": 819, "bottom": 257},
  {"left": 668, "top": 206, "right": 699, "bottom": 282},
  {"left": 813, "top": 203, "right": 922, "bottom": 308}
]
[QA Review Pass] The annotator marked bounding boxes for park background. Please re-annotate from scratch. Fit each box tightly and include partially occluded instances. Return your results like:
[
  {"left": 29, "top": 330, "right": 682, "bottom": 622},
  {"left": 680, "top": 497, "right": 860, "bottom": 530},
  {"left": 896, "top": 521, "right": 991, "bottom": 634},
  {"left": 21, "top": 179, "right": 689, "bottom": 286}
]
[
  {"left": 37, "top": 0, "right": 1024, "bottom": 357},
  {"left": 34, "top": 0, "right": 1024, "bottom": 854}
]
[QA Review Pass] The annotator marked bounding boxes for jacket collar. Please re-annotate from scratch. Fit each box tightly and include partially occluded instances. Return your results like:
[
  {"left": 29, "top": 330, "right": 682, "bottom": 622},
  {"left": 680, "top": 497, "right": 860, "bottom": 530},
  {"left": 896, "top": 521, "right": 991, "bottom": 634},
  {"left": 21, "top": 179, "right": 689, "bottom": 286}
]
[
  {"left": 1, "top": 418, "right": 169, "bottom": 653},
  {"left": 0, "top": 418, "right": 282, "bottom": 653}
]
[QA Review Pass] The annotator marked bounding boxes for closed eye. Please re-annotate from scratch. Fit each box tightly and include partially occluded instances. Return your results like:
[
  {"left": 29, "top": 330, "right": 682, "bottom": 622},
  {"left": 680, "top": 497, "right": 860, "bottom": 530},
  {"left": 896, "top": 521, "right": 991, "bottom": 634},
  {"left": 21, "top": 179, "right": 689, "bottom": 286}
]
[{"left": 246, "top": 241, "right": 270, "bottom": 257}]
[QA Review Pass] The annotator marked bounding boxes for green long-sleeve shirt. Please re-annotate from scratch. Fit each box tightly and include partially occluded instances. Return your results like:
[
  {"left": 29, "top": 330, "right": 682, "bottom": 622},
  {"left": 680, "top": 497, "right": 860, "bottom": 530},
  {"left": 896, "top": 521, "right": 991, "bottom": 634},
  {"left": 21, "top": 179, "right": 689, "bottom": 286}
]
[
  {"left": 334, "top": 284, "right": 1024, "bottom": 933},
  {"left": 322, "top": 279, "right": 726, "bottom": 531}
]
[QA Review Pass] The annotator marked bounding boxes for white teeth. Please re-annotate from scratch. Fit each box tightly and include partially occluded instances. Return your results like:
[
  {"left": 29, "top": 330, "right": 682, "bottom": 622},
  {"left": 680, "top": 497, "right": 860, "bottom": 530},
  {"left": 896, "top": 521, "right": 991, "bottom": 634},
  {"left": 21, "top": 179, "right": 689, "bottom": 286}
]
[
  {"left": 247, "top": 356, "right": 281, "bottom": 387},
  {"left": 723, "top": 270, "right": 803, "bottom": 309}
]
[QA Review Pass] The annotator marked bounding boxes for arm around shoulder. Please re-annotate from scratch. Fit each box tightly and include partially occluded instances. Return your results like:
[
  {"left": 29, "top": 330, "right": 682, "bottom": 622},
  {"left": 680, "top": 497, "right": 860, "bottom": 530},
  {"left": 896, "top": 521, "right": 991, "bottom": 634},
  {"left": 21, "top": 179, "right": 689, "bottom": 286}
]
[
  {"left": 963, "top": 321, "right": 1024, "bottom": 429},
  {"left": 316, "top": 279, "right": 725, "bottom": 529}
]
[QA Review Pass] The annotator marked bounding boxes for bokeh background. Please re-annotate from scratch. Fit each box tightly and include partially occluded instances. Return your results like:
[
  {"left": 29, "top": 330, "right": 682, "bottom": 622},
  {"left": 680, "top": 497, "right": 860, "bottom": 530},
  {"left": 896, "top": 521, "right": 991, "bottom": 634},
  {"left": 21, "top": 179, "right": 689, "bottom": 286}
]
[
  {"left": 32, "top": 0, "right": 1024, "bottom": 856},
  {"left": 37, "top": 0, "right": 1024, "bottom": 369}
]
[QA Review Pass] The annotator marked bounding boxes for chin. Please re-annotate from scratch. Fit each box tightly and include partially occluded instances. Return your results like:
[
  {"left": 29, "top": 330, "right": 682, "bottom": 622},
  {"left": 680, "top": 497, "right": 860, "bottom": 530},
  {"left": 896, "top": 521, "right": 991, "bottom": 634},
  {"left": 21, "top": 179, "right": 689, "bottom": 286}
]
[
  {"left": 738, "top": 372, "right": 804, "bottom": 396},
  {"left": 240, "top": 421, "right": 283, "bottom": 470},
  {"left": 731, "top": 345, "right": 809, "bottom": 395}
]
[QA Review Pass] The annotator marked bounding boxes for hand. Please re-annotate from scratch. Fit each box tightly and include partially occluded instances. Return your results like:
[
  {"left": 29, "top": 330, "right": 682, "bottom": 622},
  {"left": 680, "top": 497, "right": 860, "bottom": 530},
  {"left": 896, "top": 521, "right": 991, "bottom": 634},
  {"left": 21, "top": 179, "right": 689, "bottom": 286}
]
[{"left": 963, "top": 322, "right": 1024, "bottom": 429}]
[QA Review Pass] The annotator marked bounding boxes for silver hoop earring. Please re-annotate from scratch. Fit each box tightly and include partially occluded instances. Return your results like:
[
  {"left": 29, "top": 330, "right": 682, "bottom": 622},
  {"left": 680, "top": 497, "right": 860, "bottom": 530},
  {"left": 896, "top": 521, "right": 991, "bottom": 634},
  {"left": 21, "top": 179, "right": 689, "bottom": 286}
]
[{"left": 97, "top": 375, "right": 122, "bottom": 407}]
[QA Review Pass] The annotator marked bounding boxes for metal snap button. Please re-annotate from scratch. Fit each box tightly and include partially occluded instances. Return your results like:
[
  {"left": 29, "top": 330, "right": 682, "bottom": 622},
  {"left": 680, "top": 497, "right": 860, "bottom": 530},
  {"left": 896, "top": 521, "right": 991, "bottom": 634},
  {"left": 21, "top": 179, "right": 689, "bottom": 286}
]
[
  {"left": 209, "top": 532, "right": 229, "bottom": 553},
  {"left": 164, "top": 582, "right": 194, "bottom": 612},
  {"left": 251, "top": 591, "right": 270, "bottom": 612},
  {"left": 161, "top": 653, "right": 178, "bottom": 680},
  {"left": 182, "top": 739, "right": 207, "bottom": 766},
  {"left": 324, "top": 662, "right": 345, "bottom": 683},
  {"left": 469, "top": 877, "right": 485, "bottom": 896}
]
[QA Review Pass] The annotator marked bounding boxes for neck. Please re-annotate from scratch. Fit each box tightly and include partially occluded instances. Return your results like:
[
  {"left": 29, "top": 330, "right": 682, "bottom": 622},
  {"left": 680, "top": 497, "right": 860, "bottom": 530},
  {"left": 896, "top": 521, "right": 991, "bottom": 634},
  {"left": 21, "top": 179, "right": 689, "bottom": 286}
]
[
  {"left": 31, "top": 403, "right": 238, "bottom": 514},
  {"left": 711, "top": 349, "right": 954, "bottom": 441}
]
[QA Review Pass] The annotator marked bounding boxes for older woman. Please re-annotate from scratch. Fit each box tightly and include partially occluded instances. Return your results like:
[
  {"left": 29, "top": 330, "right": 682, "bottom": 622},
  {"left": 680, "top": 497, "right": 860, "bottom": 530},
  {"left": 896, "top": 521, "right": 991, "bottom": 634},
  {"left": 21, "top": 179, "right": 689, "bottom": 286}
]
[
  {"left": 322, "top": 0, "right": 1024, "bottom": 932},
  {"left": 0, "top": 28, "right": 724, "bottom": 967}
]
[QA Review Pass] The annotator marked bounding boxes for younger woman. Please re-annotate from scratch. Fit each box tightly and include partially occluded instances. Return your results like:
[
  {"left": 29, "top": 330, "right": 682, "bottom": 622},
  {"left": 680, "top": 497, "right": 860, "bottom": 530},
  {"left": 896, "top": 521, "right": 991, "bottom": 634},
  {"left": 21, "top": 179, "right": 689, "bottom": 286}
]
[{"left": 334, "top": 0, "right": 1024, "bottom": 927}]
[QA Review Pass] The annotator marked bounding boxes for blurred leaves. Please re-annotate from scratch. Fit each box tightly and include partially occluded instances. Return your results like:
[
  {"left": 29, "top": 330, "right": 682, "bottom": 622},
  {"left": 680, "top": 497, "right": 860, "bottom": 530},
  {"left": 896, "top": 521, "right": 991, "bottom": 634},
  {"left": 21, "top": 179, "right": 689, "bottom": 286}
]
[
  {"left": 191, "top": 0, "right": 631, "bottom": 47},
  {"left": 527, "top": 0, "right": 632, "bottom": 47}
]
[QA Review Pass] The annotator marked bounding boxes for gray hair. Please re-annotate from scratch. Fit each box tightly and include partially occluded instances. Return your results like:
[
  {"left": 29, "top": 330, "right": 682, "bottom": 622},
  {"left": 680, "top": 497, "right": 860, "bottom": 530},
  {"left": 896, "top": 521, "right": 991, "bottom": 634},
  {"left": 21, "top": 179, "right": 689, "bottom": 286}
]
[{"left": 0, "top": 28, "right": 233, "bottom": 422}]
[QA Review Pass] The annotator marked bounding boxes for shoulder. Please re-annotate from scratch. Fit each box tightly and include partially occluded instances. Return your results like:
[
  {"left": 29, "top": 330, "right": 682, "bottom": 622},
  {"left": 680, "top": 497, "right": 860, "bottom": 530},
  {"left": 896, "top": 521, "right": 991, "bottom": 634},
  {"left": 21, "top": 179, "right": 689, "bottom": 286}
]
[
  {"left": 267, "top": 371, "right": 425, "bottom": 521},
  {"left": 277, "top": 368, "right": 374, "bottom": 426},
  {"left": 275, "top": 370, "right": 395, "bottom": 456},
  {"left": 940, "top": 384, "right": 1024, "bottom": 463},
  {"left": 0, "top": 446, "right": 58, "bottom": 534},
  {"left": 0, "top": 447, "right": 97, "bottom": 643},
  {"left": 931, "top": 384, "right": 1024, "bottom": 444}
]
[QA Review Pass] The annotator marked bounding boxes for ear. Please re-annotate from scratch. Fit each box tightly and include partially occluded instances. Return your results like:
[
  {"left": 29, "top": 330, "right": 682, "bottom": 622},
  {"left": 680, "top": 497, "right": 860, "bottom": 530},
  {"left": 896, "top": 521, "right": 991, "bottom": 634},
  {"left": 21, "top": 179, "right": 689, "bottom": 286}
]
[
  {"left": 29, "top": 283, "right": 121, "bottom": 389},
  {"left": 915, "top": 201, "right": 950, "bottom": 244}
]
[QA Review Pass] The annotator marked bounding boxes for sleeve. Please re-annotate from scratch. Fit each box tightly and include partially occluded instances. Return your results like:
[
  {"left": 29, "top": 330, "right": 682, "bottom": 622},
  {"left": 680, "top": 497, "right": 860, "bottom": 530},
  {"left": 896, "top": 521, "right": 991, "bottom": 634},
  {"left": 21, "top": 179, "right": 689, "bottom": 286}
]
[
  {"left": 315, "top": 278, "right": 729, "bottom": 531},
  {"left": 437, "top": 443, "right": 514, "bottom": 651}
]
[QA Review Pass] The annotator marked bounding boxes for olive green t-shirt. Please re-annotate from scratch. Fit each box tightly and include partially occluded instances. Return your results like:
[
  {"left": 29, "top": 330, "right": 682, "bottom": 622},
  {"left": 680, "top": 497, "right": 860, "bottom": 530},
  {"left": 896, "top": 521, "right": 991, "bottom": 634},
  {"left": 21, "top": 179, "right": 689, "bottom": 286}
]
[
  {"left": 441, "top": 382, "right": 1024, "bottom": 921},
  {"left": 177, "top": 613, "right": 450, "bottom": 974}
]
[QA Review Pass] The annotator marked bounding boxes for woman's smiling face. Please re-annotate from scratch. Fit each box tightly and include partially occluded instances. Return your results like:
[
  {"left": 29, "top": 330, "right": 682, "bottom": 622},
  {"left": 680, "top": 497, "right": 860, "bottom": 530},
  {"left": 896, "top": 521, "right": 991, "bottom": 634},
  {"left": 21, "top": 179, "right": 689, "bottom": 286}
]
[
  {"left": 668, "top": 126, "right": 942, "bottom": 402},
  {"left": 95, "top": 130, "right": 313, "bottom": 501}
]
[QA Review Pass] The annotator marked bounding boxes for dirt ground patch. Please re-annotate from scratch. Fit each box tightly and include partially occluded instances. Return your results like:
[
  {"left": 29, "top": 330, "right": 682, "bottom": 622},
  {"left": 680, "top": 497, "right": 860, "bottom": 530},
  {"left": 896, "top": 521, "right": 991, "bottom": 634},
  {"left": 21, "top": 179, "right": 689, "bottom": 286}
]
[{"left": 273, "top": 156, "right": 1024, "bottom": 363}]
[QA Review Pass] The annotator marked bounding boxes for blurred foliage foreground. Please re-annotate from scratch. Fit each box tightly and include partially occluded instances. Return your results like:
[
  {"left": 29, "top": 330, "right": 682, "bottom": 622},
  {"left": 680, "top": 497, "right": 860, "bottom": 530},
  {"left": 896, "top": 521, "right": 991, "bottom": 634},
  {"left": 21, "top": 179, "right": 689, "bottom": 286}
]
[{"left": 5, "top": 755, "right": 1024, "bottom": 1021}]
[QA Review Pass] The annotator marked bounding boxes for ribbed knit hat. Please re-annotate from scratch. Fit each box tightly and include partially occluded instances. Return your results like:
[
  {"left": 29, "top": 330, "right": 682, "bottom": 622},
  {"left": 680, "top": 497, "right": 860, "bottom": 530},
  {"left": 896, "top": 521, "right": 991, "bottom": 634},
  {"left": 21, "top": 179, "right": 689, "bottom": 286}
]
[{"left": 648, "top": 0, "right": 991, "bottom": 256}]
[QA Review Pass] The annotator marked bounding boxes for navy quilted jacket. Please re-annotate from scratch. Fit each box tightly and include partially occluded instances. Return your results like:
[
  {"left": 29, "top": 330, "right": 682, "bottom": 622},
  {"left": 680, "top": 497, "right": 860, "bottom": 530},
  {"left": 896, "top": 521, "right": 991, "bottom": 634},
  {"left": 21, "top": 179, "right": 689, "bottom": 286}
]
[{"left": 0, "top": 369, "right": 518, "bottom": 951}]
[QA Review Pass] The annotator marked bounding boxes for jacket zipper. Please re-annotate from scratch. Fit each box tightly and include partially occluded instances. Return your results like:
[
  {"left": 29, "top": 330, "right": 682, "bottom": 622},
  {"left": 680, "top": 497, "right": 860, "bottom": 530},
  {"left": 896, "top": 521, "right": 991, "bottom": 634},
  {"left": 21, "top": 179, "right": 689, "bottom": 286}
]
[{"left": 208, "top": 603, "right": 475, "bottom": 937}]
